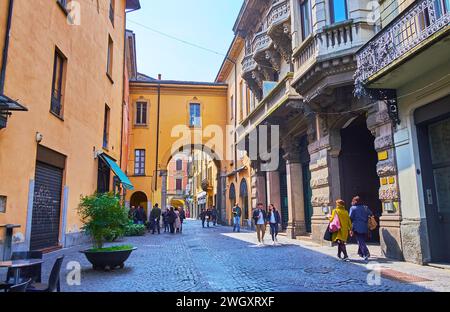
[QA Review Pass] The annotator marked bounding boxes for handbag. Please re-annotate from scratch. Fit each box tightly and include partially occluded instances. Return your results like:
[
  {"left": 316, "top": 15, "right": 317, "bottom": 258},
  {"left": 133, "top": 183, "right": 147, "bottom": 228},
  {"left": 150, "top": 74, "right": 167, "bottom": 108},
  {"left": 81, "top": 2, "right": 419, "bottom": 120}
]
[
  {"left": 366, "top": 206, "right": 378, "bottom": 231},
  {"left": 329, "top": 212, "right": 341, "bottom": 233},
  {"left": 323, "top": 225, "right": 333, "bottom": 241}
]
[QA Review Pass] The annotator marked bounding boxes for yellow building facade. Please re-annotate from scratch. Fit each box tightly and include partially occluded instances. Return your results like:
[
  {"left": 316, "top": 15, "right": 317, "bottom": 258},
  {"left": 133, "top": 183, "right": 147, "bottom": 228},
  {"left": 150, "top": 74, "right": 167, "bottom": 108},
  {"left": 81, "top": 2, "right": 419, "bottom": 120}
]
[
  {"left": 126, "top": 78, "right": 228, "bottom": 216},
  {"left": 0, "top": 0, "right": 140, "bottom": 254}
]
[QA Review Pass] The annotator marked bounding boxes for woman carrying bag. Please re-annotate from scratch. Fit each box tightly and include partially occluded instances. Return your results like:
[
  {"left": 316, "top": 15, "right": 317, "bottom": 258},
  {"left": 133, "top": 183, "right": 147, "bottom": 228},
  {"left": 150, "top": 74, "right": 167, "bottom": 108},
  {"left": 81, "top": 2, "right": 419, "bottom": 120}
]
[{"left": 326, "top": 199, "right": 352, "bottom": 261}]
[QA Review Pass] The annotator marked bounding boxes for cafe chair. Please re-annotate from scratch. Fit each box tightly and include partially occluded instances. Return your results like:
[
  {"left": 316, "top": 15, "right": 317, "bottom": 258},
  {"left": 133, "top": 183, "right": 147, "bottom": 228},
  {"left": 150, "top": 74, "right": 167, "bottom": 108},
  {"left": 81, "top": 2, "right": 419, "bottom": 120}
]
[
  {"left": 27, "top": 256, "right": 64, "bottom": 293},
  {"left": 0, "top": 251, "right": 43, "bottom": 292},
  {"left": 7, "top": 279, "right": 32, "bottom": 293}
]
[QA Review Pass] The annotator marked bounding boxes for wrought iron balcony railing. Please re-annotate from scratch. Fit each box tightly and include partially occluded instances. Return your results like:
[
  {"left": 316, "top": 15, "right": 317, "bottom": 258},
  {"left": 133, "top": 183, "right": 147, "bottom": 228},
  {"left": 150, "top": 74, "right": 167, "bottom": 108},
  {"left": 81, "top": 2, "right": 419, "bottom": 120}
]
[
  {"left": 356, "top": 0, "right": 450, "bottom": 85},
  {"left": 267, "top": 0, "right": 290, "bottom": 28}
]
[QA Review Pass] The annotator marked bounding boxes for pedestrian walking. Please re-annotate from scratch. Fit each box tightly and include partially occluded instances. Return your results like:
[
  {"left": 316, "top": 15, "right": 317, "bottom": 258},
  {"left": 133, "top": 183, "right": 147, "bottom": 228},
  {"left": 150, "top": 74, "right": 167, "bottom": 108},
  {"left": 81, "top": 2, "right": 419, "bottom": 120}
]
[
  {"left": 174, "top": 208, "right": 182, "bottom": 233},
  {"left": 267, "top": 204, "right": 281, "bottom": 245},
  {"left": 135, "top": 206, "right": 147, "bottom": 225},
  {"left": 232, "top": 204, "right": 242, "bottom": 233},
  {"left": 168, "top": 207, "right": 176, "bottom": 234},
  {"left": 162, "top": 208, "right": 170, "bottom": 233},
  {"left": 179, "top": 207, "right": 186, "bottom": 233},
  {"left": 150, "top": 204, "right": 162, "bottom": 235},
  {"left": 349, "top": 196, "right": 372, "bottom": 260},
  {"left": 211, "top": 206, "right": 218, "bottom": 226},
  {"left": 206, "top": 208, "right": 212, "bottom": 228},
  {"left": 200, "top": 209, "right": 206, "bottom": 228},
  {"left": 129, "top": 206, "right": 137, "bottom": 222},
  {"left": 328, "top": 199, "right": 352, "bottom": 261},
  {"left": 253, "top": 203, "right": 267, "bottom": 246}
]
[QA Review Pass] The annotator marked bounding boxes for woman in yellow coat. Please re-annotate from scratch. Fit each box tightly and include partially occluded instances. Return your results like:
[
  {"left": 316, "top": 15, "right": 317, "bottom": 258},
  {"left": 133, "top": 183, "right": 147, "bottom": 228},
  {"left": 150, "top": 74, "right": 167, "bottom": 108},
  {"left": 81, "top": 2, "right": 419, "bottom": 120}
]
[{"left": 329, "top": 199, "right": 352, "bottom": 261}]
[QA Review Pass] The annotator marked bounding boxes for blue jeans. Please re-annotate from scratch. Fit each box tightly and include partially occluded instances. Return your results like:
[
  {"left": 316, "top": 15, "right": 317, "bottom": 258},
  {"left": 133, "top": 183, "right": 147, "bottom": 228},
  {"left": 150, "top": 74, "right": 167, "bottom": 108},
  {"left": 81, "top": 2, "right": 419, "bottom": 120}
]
[{"left": 233, "top": 216, "right": 241, "bottom": 232}]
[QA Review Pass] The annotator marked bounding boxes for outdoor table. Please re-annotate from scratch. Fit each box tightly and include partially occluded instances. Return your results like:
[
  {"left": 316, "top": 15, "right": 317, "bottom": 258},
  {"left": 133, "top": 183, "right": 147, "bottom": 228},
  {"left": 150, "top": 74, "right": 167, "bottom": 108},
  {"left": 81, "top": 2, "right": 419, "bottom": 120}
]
[{"left": 0, "top": 259, "right": 44, "bottom": 285}]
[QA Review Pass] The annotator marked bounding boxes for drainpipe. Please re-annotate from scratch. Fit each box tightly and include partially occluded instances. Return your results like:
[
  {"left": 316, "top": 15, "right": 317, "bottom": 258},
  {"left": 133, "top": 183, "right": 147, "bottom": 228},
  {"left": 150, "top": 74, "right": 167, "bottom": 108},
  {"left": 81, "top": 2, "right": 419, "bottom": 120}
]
[
  {"left": 155, "top": 74, "right": 162, "bottom": 191},
  {"left": 226, "top": 57, "right": 238, "bottom": 183},
  {"left": 0, "top": 0, "right": 14, "bottom": 94}
]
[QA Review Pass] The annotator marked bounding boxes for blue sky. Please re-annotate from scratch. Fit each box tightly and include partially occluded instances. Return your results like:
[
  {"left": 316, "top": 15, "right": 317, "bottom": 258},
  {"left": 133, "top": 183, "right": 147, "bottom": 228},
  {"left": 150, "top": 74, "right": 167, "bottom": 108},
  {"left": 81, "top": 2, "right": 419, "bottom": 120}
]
[{"left": 126, "top": 0, "right": 244, "bottom": 82}]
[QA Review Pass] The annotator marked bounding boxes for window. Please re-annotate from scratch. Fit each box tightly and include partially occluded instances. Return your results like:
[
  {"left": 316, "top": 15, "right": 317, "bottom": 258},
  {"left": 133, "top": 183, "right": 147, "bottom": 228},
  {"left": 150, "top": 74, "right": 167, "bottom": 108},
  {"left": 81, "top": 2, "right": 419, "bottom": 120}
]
[
  {"left": 230, "top": 95, "right": 234, "bottom": 120},
  {"left": 176, "top": 159, "right": 183, "bottom": 171},
  {"left": 0, "top": 196, "right": 6, "bottom": 213},
  {"left": 246, "top": 86, "right": 251, "bottom": 116},
  {"left": 330, "top": 0, "right": 348, "bottom": 24},
  {"left": 135, "top": 101, "right": 148, "bottom": 125},
  {"left": 107, "top": 35, "right": 114, "bottom": 80},
  {"left": 239, "top": 81, "right": 244, "bottom": 121},
  {"left": 109, "top": 0, "right": 115, "bottom": 25},
  {"left": 300, "top": 0, "right": 312, "bottom": 40},
  {"left": 176, "top": 179, "right": 182, "bottom": 191},
  {"left": 103, "top": 105, "right": 110, "bottom": 149},
  {"left": 50, "top": 49, "right": 66, "bottom": 117},
  {"left": 189, "top": 103, "right": 201, "bottom": 127},
  {"left": 134, "top": 149, "right": 145, "bottom": 176}
]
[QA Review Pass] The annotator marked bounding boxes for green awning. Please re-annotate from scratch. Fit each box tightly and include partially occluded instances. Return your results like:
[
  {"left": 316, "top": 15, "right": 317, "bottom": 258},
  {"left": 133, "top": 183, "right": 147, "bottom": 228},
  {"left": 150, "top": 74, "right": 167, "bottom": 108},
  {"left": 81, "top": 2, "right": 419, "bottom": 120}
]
[{"left": 99, "top": 153, "right": 134, "bottom": 190}]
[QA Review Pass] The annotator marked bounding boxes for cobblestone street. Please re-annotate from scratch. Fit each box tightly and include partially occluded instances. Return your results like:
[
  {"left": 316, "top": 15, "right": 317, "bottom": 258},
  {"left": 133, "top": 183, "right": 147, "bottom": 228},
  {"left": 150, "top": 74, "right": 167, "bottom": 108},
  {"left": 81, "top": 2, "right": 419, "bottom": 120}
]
[{"left": 33, "top": 221, "right": 450, "bottom": 292}]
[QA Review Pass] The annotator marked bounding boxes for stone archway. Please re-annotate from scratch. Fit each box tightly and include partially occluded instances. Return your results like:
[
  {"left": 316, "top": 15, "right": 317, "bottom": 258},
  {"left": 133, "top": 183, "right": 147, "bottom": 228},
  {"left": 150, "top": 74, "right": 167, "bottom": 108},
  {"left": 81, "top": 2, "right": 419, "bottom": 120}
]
[
  {"left": 159, "top": 144, "right": 225, "bottom": 222},
  {"left": 130, "top": 191, "right": 149, "bottom": 217}
]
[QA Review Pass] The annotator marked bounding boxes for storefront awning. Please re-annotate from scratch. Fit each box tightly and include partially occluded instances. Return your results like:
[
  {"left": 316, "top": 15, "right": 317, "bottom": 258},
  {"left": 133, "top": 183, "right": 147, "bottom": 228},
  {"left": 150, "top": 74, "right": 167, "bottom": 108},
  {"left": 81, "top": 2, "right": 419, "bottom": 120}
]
[
  {"left": 99, "top": 153, "right": 134, "bottom": 190},
  {"left": 0, "top": 94, "right": 27, "bottom": 111}
]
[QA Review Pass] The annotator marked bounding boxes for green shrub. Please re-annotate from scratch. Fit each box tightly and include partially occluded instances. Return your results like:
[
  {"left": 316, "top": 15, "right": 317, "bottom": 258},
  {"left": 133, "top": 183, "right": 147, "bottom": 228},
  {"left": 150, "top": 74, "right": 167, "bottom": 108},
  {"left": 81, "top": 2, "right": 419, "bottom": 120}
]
[
  {"left": 125, "top": 220, "right": 146, "bottom": 237},
  {"left": 87, "top": 245, "right": 134, "bottom": 253},
  {"left": 78, "top": 193, "right": 129, "bottom": 249}
]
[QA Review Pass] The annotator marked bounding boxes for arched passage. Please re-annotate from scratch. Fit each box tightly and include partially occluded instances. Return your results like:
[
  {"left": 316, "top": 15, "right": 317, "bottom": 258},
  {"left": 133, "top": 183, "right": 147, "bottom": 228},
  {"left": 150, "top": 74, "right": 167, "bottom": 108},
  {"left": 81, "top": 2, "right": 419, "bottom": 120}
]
[
  {"left": 339, "top": 115, "right": 381, "bottom": 243},
  {"left": 159, "top": 144, "right": 225, "bottom": 223},
  {"left": 130, "top": 191, "right": 149, "bottom": 216}
]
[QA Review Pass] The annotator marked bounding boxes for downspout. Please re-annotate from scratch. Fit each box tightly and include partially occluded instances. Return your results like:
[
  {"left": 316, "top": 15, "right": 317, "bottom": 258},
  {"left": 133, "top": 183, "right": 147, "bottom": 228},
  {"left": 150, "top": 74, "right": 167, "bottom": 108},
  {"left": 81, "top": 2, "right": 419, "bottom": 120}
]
[
  {"left": 155, "top": 74, "right": 162, "bottom": 191},
  {"left": 0, "top": 0, "right": 14, "bottom": 94}
]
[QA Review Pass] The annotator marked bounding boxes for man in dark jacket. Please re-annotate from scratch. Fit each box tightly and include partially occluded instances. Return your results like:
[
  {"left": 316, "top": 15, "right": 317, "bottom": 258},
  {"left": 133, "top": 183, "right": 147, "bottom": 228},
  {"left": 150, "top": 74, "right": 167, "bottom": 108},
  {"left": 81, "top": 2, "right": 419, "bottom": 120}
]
[
  {"left": 211, "top": 206, "right": 218, "bottom": 226},
  {"left": 179, "top": 207, "right": 186, "bottom": 233},
  {"left": 205, "top": 208, "right": 212, "bottom": 228},
  {"left": 150, "top": 204, "right": 162, "bottom": 235},
  {"left": 232, "top": 204, "right": 242, "bottom": 233},
  {"left": 135, "top": 206, "right": 147, "bottom": 225},
  {"left": 253, "top": 203, "right": 267, "bottom": 246},
  {"left": 200, "top": 209, "right": 206, "bottom": 228},
  {"left": 167, "top": 207, "right": 176, "bottom": 234},
  {"left": 267, "top": 204, "right": 281, "bottom": 245}
]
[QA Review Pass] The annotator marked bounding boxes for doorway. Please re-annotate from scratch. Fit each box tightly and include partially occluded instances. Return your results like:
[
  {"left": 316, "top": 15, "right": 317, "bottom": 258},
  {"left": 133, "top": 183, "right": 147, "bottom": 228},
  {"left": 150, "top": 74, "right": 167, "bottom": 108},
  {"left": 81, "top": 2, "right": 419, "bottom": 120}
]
[
  {"left": 416, "top": 98, "right": 450, "bottom": 263},
  {"left": 339, "top": 115, "right": 382, "bottom": 243},
  {"left": 130, "top": 191, "right": 148, "bottom": 215}
]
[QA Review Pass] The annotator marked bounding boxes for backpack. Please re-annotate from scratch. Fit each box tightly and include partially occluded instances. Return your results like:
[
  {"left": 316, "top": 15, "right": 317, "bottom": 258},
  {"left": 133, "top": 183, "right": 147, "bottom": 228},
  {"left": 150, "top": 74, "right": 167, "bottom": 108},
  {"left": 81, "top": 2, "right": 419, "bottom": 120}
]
[{"left": 366, "top": 206, "right": 378, "bottom": 231}]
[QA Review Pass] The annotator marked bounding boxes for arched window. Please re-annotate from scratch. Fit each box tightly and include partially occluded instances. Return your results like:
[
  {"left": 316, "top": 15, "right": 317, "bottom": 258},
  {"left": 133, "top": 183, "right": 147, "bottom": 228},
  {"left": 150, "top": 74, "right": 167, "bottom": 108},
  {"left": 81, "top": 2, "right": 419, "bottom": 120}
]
[
  {"left": 240, "top": 179, "right": 249, "bottom": 220},
  {"left": 229, "top": 183, "right": 236, "bottom": 207}
]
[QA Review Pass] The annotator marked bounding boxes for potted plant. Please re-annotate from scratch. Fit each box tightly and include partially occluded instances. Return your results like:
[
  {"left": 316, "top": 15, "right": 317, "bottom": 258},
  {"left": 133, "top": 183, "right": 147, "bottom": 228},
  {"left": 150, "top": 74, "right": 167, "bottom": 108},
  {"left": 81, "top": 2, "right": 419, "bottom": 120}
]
[{"left": 78, "top": 193, "right": 137, "bottom": 271}]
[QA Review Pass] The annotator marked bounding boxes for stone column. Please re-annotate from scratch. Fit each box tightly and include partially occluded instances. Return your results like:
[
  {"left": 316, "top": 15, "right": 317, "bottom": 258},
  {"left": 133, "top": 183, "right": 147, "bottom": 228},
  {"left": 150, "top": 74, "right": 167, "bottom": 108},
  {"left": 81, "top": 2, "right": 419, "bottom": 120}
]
[
  {"left": 283, "top": 136, "right": 307, "bottom": 238},
  {"left": 218, "top": 171, "right": 227, "bottom": 225},
  {"left": 309, "top": 115, "right": 342, "bottom": 244},
  {"left": 266, "top": 171, "right": 281, "bottom": 211},
  {"left": 160, "top": 170, "right": 168, "bottom": 211}
]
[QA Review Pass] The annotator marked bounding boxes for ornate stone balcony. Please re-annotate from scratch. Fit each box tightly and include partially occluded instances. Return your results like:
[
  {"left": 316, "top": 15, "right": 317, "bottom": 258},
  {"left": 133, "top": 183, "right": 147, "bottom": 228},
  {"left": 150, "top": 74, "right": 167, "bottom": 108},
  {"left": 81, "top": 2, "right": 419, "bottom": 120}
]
[
  {"left": 252, "top": 30, "right": 280, "bottom": 77},
  {"left": 267, "top": 0, "right": 292, "bottom": 63},
  {"left": 355, "top": 0, "right": 450, "bottom": 94},
  {"left": 292, "top": 19, "right": 369, "bottom": 105},
  {"left": 237, "top": 73, "right": 303, "bottom": 145},
  {"left": 241, "top": 54, "right": 263, "bottom": 100}
]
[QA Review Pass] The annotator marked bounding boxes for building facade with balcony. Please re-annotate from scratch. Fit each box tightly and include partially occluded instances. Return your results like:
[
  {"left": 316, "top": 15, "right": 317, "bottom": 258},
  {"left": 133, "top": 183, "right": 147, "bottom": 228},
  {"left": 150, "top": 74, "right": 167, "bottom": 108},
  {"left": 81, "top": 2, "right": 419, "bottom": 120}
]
[
  {"left": 355, "top": 0, "right": 450, "bottom": 264},
  {"left": 0, "top": 0, "right": 140, "bottom": 255}
]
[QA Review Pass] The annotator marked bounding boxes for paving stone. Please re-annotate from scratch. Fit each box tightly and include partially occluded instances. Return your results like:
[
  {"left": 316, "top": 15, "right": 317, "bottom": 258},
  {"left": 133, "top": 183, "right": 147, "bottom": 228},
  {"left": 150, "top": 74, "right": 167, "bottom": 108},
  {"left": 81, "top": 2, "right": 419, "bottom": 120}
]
[{"left": 32, "top": 220, "right": 450, "bottom": 292}]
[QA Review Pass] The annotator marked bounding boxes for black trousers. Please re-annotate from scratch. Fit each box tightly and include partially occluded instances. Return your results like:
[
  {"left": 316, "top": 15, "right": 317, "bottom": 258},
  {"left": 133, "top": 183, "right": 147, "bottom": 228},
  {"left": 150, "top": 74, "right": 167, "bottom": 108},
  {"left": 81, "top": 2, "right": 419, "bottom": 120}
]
[{"left": 169, "top": 223, "right": 175, "bottom": 234}]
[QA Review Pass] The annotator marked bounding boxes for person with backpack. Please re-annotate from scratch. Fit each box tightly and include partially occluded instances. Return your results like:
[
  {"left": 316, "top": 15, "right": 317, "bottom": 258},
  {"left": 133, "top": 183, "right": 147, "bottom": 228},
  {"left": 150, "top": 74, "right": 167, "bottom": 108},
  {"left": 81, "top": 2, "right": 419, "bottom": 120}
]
[
  {"left": 328, "top": 199, "right": 352, "bottom": 261},
  {"left": 349, "top": 196, "right": 374, "bottom": 261}
]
